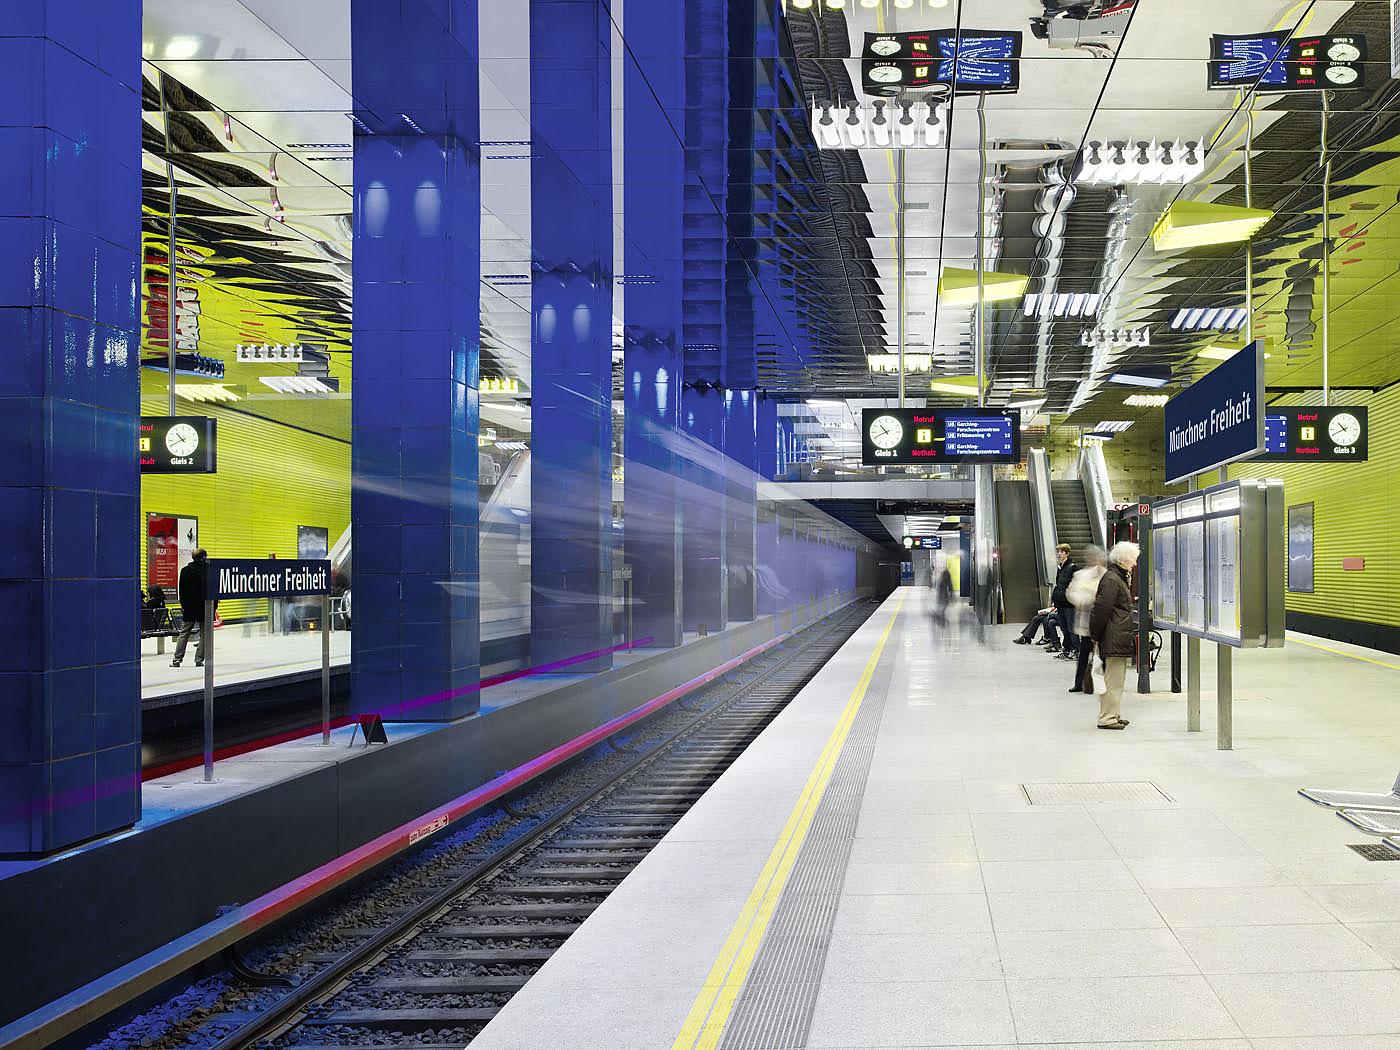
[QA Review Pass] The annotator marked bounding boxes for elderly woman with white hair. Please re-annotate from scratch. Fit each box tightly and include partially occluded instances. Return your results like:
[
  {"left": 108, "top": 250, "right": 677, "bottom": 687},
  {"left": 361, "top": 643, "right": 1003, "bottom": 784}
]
[{"left": 1088, "top": 540, "right": 1140, "bottom": 729}]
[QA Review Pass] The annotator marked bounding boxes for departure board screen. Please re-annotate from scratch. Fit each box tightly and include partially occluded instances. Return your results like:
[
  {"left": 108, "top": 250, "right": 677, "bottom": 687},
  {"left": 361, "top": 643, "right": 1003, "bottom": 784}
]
[
  {"left": 862, "top": 407, "right": 1021, "bottom": 465},
  {"left": 1257, "top": 407, "right": 1368, "bottom": 462},
  {"left": 1208, "top": 32, "right": 1367, "bottom": 92},
  {"left": 861, "top": 29, "right": 1022, "bottom": 96}
]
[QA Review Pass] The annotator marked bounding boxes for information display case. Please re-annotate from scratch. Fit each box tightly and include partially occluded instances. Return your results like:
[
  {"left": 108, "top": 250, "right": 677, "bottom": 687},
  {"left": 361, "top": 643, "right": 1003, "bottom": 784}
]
[{"left": 1151, "top": 479, "right": 1284, "bottom": 648}]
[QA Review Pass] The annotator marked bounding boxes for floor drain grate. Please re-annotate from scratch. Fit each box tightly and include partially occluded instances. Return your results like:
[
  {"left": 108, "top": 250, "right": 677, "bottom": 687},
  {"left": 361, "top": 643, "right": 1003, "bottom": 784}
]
[
  {"left": 1348, "top": 842, "right": 1400, "bottom": 862},
  {"left": 1022, "top": 781, "right": 1174, "bottom": 806}
]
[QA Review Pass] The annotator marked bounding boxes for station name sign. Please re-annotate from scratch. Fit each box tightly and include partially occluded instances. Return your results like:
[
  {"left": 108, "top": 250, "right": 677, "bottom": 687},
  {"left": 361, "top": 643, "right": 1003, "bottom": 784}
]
[
  {"left": 1163, "top": 341, "right": 1264, "bottom": 485},
  {"left": 140, "top": 415, "right": 217, "bottom": 474},
  {"left": 206, "top": 558, "right": 331, "bottom": 601}
]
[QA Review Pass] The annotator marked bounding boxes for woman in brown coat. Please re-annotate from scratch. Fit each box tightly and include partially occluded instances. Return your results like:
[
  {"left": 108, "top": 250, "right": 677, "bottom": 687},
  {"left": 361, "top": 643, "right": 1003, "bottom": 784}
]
[{"left": 1089, "top": 541, "right": 1140, "bottom": 729}]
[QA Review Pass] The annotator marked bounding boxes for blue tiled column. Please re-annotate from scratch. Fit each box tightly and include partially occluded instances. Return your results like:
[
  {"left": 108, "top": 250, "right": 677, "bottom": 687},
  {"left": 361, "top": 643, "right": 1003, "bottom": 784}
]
[
  {"left": 681, "top": 386, "right": 727, "bottom": 633},
  {"left": 529, "top": 0, "right": 614, "bottom": 672},
  {"left": 0, "top": 1, "right": 142, "bottom": 853},
  {"left": 622, "top": 1, "right": 685, "bottom": 650},
  {"left": 725, "top": 389, "right": 757, "bottom": 622},
  {"left": 351, "top": 0, "right": 480, "bottom": 720}
]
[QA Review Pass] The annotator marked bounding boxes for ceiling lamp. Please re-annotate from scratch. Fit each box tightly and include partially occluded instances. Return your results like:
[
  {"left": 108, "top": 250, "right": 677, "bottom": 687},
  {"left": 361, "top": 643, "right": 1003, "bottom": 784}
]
[
  {"left": 1198, "top": 343, "right": 1269, "bottom": 361},
  {"left": 1076, "top": 139, "right": 1205, "bottom": 186},
  {"left": 1092, "top": 419, "right": 1134, "bottom": 432},
  {"left": 1170, "top": 306, "right": 1247, "bottom": 332},
  {"left": 174, "top": 383, "right": 240, "bottom": 403},
  {"left": 259, "top": 375, "right": 338, "bottom": 395},
  {"left": 481, "top": 376, "right": 521, "bottom": 394},
  {"left": 939, "top": 267, "right": 1028, "bottom": 306},
  {"left": 867, "top": 353, "right": 933, "bottom": 373},
  {"left": 1080, "top": 326, "right": 1149, "bottom": 350},
  {"left": 1124, "top": 393, "right": 1170, "bottom": 407},
  {"left": 811, "top": 99, "right": 946, "bottom": 150},
  {"left": 1022, "top": 291, "right": 1101, "bottom": 318},
  {"left": 825, "top": 0, "right": 845, "bottom": 8},
  {"left": 1106, "top": 365, "right": 1171, "bottom": 388},
  {"left": 1151, "top": 200, "right": 1273, "bottom": 251},
  {"left": 859, "top": 0, "right": 878, "bottom": 6},
  {"left": 927, "top": 375, "right": 980, "bottom": 397},
  {"left": 236, "top": 343, "right": 303, "bottom": 362}
]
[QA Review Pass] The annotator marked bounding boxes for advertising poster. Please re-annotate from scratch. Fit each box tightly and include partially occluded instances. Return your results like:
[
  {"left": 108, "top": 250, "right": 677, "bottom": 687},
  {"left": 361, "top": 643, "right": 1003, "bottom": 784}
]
[
  {"left": 298, "top": 526, "right": 330, "bottom": 560},
  {"left": 1288, "top": 503, "right": 1315, "bottom": 593},
  {"left": 146, "top": 514, "right": 199, "bottom": 589}
]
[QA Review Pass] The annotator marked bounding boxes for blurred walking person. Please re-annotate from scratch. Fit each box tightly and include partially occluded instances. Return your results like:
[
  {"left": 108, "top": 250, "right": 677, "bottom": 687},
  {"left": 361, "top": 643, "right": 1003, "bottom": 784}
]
[
  {"left": 1088, "top": 541, "right": 1138, "bottom": 729},
  {"left": 1066, "top": 545, "right": 1107, "bottom": 694}
]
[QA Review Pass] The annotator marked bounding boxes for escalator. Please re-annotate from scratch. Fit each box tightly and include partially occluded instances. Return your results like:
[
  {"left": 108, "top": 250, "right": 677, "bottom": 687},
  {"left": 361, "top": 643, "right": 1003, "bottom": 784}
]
[
  {"left": 1050, "top": 480, "right": 1096, "bottom": 560},
  {"left": 994, "top": 479, "right": 1045, "bottom": 624}
]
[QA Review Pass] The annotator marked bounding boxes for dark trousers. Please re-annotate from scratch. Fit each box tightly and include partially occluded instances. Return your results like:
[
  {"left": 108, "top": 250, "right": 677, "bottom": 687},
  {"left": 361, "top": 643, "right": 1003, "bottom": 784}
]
[
  {"left": 1074, "top": 638, "right": 1093, "bottom": 690},
  {"left": 1018, "top": 610, "right": 1052, "bottom": 643},
  {"left": 1053, "top": 602, "right": 1078, "bottom": 654}
]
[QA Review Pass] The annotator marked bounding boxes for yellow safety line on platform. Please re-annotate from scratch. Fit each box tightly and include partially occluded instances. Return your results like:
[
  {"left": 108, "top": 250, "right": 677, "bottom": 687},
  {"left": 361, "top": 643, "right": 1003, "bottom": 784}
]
[
  {"left": 670, "top": 593, "right": 905, "bottom": 1050},
  {"left": 1291, "top": 635, "right": 1400, "bottom": 673}
]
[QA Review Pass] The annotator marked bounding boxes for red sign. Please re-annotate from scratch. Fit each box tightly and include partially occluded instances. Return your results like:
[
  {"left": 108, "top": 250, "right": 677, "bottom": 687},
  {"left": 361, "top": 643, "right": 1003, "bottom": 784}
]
[
  {"left": 147, "top": 515, "right": 179, "bottom": 588},
  {"left": 1342, "top": 557, "right": 1366, "bottom": 572},
  {"left": 408, "top": 814, "right": 448, "bottom": 846}
]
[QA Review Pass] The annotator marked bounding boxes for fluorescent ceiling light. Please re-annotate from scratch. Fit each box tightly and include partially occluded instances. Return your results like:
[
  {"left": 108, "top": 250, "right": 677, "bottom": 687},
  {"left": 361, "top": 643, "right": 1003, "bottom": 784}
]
[
  {"left": 939, "top": 267, "right": 1028, "bottom": 306},
  {"left": 927, "top": 376, "right": 980, "bottom": 397},
  {"left": 259, "top": 375, "right": 336, "bottom": 395},
  {"left": 1170, "top": 306, "right": 1247, "bottom": 332},
  {"left": 175, "top": 383, "right": 240, "bottom": 403},
  {"left": 1007, "top": 397, "right": 1046, "bottom": 410},
  {"left": 867, "top": 353, "right": 933, "bottom": 373},
  {"left": 1124, "top": 393, "right": 1169, "bottom": 407},
  {"left": 1197, "top": 343, "right": 1270, "bottom": 361},
  {"left": 1107, "top": 365, "right": 1171, "bottom": 388},
  {"left": 1151, "top": 200, "right": 1273, "bottom": 251},
  {"left": 1023, "top": 291, "right": 1101, "bottom": 318},
  {"left": 1093, "top": 420, "right": 1134, "bottom": 432}
]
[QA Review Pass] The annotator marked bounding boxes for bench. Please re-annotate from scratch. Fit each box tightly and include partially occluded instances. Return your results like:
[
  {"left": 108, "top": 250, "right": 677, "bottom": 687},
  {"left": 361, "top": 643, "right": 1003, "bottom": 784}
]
[
  {"left": 1336, "top": 808, "right": 1400, "bottom": 838},
  {"left": 1297, "top": 772, "right": 1400, "bottom": 812},
  {"left": 141, "top": 607, "right": 186, "bottom": 655}
]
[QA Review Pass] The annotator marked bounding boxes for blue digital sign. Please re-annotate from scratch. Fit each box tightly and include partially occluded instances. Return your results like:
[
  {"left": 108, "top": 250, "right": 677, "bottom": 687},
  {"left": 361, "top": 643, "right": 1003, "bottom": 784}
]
[
  {"left": 861, "top": 29, "right": 1022, "bottom": 96},
  {"left": 938, "top": 31, "right": 1020, "bottom": 90},
  {"left": 1208, "top": 32, "right": 1367, "bottom": 92},
  {"left": 1264, "top": 413, "right": 1288, "bottom": 454},
  {"left": 1209, "top": 31, "right": 1290, "bottom": 89},
  {"left": 1163, "top": 341, "right": 1265, "bottom": 485},
  {"left": 945, "top": 413, "right": 1016, "bottom": 456}
]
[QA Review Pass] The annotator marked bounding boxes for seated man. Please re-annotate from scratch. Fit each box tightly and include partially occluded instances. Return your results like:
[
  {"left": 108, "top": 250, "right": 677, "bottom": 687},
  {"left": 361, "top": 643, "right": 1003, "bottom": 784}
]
[{"left": 1014, "top": 606, "right": 1058, "bottom": 646}]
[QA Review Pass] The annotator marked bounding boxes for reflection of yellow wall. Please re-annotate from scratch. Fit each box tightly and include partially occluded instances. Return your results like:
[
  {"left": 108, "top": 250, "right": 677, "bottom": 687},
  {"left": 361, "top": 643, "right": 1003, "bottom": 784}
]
[
  {"left": 139, "top": 398, "right": 350, "bottom": 621},
  {"left": 1234, "top": 386, "right": 1400, "bottom": 629},
  {"left": 946, "top": 554, "right": 960, "bottom": 593}
]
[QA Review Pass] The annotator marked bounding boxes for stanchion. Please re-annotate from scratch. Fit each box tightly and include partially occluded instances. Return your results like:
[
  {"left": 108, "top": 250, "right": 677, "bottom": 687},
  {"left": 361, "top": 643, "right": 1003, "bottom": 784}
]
[
  {"left": 1187, "top": 636, "right": 1201, "bottom": 733},
  {"left": 1170, "top": 631, "right": 1182, "bottom": 693},
  {"left": 1217, "top": 643, "right": 1233, "bottom": 750},
  {"left": 321, "top": 594, "right": 332, "bottom": 745}
]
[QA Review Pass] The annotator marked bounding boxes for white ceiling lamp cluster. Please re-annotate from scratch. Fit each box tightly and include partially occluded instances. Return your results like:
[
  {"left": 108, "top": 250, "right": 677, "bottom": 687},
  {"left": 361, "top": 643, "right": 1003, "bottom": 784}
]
[
  {"left": 1075, "top": 139, "right": 1206, "bottom": 185},
  {"left": 867, "top": 353, "right": 933, "bottom": 373},
  {"left": 236, "top": 343, "right": 303, "bottom": 362},
  {"left": 175, "top": 383, "right": 240, "bottom": 403},
  {"left": 259, "top": 375, "right": 337, "bottom": 395},
  {"left": 1023, "top": 291, "right": 1101, "bottom": 319},
  {"left": 1079, "top": 325, "right": 1150, "bottom": 350},
  {"left": 1091, "top": 419, "right": 1135, "bottom": 432},
  {"left": 1170, "top": 306, "right": 1248, "bottom": 332},
  {"left": 811, "top": 98, "right": 947, "bottom": 150},
  {"left": 1124, "top": 393, "right": 1170, "bottom": 407}
]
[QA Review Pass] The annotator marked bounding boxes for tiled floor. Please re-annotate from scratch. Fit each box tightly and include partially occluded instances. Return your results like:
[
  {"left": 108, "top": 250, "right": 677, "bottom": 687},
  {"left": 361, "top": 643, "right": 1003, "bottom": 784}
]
[{"left": 471, "top": 588, "right": 1400, "bottom": 1049}]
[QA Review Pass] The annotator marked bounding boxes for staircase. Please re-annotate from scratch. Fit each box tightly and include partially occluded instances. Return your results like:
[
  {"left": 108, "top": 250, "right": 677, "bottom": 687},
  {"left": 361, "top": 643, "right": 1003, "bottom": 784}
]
[{"left": 1050, "top": 480, "right": 1096, "bottom": 561}]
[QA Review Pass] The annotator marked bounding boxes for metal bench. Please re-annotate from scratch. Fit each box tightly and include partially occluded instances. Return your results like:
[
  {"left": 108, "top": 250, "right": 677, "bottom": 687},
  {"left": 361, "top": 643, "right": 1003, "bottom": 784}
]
[
  {"left": 1337, "top": 808, "right": 1400, "bottom": 837},
  {"left": 141, "top": 607, "right": 185, "bottom": 655},
  {"left": 1298, "top": 772, "right": 1400, "bottom": 812}
]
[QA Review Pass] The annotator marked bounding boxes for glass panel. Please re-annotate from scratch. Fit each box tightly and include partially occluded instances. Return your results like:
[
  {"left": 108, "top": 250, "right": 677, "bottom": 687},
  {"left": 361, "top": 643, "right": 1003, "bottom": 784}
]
[
  {"left": 1207, "top": 514, "right": 1241, "bottom": 641},
  {"left": 1177, "top": 519, "right": 1206, "bottom": 632},
  {"left": 1207, "top": 485, "right": 1241, "bottom": 513},
  {"left": 1288, "top": 503, "right": 1315, "bottom": 593},
  {"left": 1152, "top": 524, "right": 1177, "bottom": 625}
]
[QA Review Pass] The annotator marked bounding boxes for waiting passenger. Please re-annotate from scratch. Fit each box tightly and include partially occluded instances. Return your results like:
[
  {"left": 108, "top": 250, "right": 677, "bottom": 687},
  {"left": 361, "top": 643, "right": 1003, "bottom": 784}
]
[
  {"left": 1050, "top": 543, "right": 1080, "bottom": 658},
  {"left": 1088, "top": 540, "right": 1139, "bottom": 730},
  {"left": 1066, "top": 545, "right": 1107, "bottom": 694},
  {"left": 171, "top": 549, "right": 211, "bottom": 669},
  {"left": 1013, "top": 605, "right": 1066, "bottom": 649}
]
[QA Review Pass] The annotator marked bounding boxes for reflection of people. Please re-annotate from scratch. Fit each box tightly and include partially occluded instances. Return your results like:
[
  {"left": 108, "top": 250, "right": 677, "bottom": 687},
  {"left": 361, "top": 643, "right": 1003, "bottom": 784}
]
[
  {"left": 172, "top": 549, "right": 211, "bottom": 668},
  {"left": 1089, "top": 541, "right": 1139, "bottom": 729},
  {"left": 1067, "top": 546, "right": 1107, "bottom": 694},
  {"left": 342, "top": 587, "right": 352, "bottom": 629}
]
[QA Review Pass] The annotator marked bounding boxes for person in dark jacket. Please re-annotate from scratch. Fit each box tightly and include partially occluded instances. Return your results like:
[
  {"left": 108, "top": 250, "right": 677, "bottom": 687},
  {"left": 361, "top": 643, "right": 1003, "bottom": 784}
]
[
  {"left": 1089, "top": 540, "right": 1139, "bottom": 729},
  {"left": 172, "top": 549, "right": 210, "bottom": 668},
  {"left": 1050, "top": 543, "right": 1079, "bottom": 658}
]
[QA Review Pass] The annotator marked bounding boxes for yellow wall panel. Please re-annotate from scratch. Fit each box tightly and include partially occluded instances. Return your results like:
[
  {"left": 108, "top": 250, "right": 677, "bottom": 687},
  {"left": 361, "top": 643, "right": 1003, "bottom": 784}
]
[
  {"left": 139, "top": 399, "right": 350, "bottom": 621},
  {"left": 1235, "top": 385, "right": 1400, "bottom": 629}
]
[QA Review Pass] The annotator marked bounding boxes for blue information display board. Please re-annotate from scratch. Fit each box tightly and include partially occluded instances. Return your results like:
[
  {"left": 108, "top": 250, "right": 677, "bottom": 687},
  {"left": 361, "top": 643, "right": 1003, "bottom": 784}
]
[
  {"left": 1163, "top": 341, "right": 1264, "bottom": 484},
  {"left": 862, "top": 407, "right": 1021, "bottom": 465}
]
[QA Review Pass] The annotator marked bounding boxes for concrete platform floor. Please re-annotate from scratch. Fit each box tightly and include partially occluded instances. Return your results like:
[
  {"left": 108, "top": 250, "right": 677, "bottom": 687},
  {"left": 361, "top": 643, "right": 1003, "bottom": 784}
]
[
  {"left": 472, "top": 587, "right": 1400, "bottom": 1050},
  {"left": 140, "top": 624, "right": 351, "bottom": 702}
]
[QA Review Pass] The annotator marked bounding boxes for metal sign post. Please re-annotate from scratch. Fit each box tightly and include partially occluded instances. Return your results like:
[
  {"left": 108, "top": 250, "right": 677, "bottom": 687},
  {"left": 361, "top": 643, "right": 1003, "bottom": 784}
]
[
  {"left": 203, "top": 598, "right": 215, "bottom": 782},
  {"left": 321, "top": 595, "right": 332, "bottom": 745}
]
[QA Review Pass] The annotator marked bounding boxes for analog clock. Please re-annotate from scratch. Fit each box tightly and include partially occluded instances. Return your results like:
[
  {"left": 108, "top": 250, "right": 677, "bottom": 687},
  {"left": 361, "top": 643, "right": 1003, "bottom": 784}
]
[
  {"left": 868, "top": 65, "right": 903, "bottom": 84},
  {"left": 165, "top": 422, "right": 201, "bottom": 458},
  {"left": 1324, "top": 64, "right": 1358, "bottom": 85},
  {"left": 868, "top": 414, "right": 904, "bottom": 450},
  {"left": 870, "top": 38, "right": 902, "bottom": 56},
  {"left": 1328, "top": 412, "right": 1362, "bottom": 446},
  {"left": 1326, "top": 41, "right": 1361, "bottom": 62}
]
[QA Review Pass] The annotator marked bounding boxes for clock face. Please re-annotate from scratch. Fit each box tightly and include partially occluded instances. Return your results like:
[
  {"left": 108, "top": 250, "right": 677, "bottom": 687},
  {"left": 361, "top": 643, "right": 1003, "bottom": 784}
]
[
  {"left": 165, "top": 423, "right": 200, "bottom": 458},
  {"left": 1327, "top": 41, "right": 1360, "bottom": 62},
  {"left": 868, "top": 414, "right": 904, "bottom": 450},
  {"left": 1329, "top": 412, "right": 1361, "bottom": 446},
  {"left": 1324, "top": 64, "right": 1358, "bottom": 85},
  {"left": 868, "top": 65, "right": 903, "bottom": 84},
  {"left": 870, "top": 38, "right": 902, "bottom": 56}
]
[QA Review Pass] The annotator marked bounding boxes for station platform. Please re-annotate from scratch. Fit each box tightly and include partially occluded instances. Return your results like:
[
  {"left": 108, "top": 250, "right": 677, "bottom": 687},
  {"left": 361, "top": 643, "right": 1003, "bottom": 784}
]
[
  {"left": 140, "top": 625, "right": 352, "bottom": 706},
  {"left": 474, "top": 587, "right": 1400, "bottom": 1050}
]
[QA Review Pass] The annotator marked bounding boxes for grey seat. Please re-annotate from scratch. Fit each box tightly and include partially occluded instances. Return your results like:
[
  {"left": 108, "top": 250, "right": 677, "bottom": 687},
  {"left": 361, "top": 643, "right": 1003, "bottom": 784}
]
[
  {"left": 1299, "top": 772, "right": 1400, "bottom": 812},
  {"left": 1337, "top": 808, "right": 1400, "bottom": 836}
]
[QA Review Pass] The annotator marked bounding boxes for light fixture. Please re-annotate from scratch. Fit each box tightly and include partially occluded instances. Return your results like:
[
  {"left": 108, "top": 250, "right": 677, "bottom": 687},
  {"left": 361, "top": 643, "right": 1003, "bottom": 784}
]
[
  {"left": 811, "top": 99, "right": 947, "bottom": 150},
  {"left": 1080, "top": 326, "right": 1149, "bottom": 350},
  {"left": 867, "top": 353, "right": 933, "bottom": 373},
  {"left": 1022, "top": 291, "right": 1101, "bottom": 318},
  {"left": 1092, "top": 420, "right": 1134, "bottom": 432},
  {"left": 1078, "top": 433, "right": 1110, "bottom": 446},
  {"left": 1106, "top": 365, "right": 1171, "bottom": 388},
  {"left": 1197, "top": 344, "right": 1270, "bottom": 361},
  {"left": 825, "top": 0, "right": 845, "bottom": 7},
  {"left": 1170, "top": 306, "right": 1248, "bottom": 332},
  {"left": 1076, "top": 138, "right": 1205, "bottom": 186},
  {"left": 789, "top": 0, "right": 813, "bottom": 8},
  {"left": 174, "top": 383, "right": 240, "bottom": 403},
  {"left": 259, "top": 375, "right": 338, "bottom": 395},
  {"left": 928, "top": 376, "right": 980, "bottom": 397},
  {"left": 1124, "top": 393, "right": 1170, "bottom": 407},
  {"left": 939, "top": 267, "right": 1029, "bottom": 306},
  {"left": 1007, "top": 397, "right": 1047, "bottom": 411},
  {"left": 236, "top": 343, "right": 303, "bottom": 362},
  {"left": 481, "top": 376, "right": 521, "bottom": 394},
  {"left": 894, "top": 0, "right": 914, "bottom": 7},
  {"left": 1151, "top": 200, "right": 1273, "bottom": 251},
  {"left": 860, "top": 0, "right": 878, "bottom": 7},
  {"left": 495, "top": 440, "right": 529, "bottom": 452}
]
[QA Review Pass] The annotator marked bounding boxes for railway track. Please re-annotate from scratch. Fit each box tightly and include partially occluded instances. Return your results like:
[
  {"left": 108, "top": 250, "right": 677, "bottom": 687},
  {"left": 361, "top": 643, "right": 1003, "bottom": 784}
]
[{"left": 185, "top": 601, "right": 876, "bottom": 1050}]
